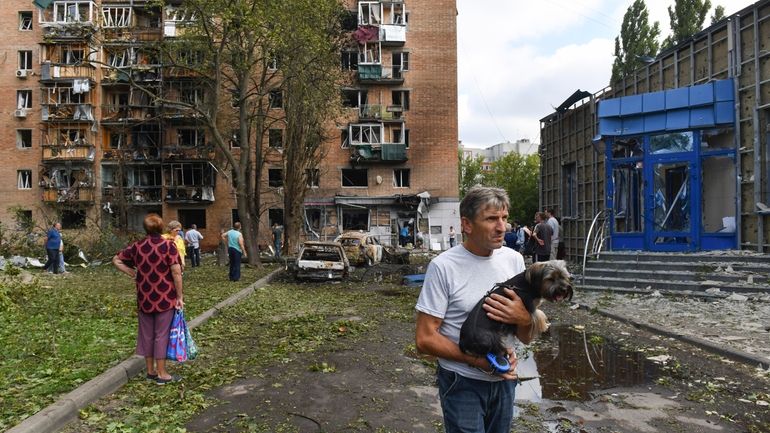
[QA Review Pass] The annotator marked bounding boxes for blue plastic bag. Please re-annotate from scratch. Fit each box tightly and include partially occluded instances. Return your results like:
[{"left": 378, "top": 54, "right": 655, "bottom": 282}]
[{"left": 166, "top": 309, "right": 188, "bottom": 362}]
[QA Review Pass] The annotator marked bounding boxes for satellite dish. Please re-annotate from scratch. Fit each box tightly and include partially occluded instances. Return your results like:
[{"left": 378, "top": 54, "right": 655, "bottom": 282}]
[{"left": 376, "top": 175, "right": 383, "bottom": 184}]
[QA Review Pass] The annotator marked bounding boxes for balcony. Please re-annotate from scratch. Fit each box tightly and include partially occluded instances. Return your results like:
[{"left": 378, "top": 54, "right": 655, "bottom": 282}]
[
  {"left": 351, "top": 143, "right": 407, "bottom": 164},
  {"left": 42, "top": 186, "right": 95, "bottom": 204},
  {"left": 102, "top": 147, "right": 160, "bottom": 161},
  {"left": 379, "top": 25, "right": 406, "bottom": 45},
  {"left": 102, "top": 26, "right": 163, "bottom": 42},
  {"left": 101, "top": 105, "right": 157, "bottom": 123},
  {"left": 102, "top": 186, "right": 162, "bottom": 204},
  {"left": 42, "top": 144, "right": 95, "bottom": 162},
  {"left": 161, "top": 146, "right": 214, "bottom": 161},
  {"left": 357, "top": 65, "right": 404, "bottom": 84},
  {"left": 42, "top": 103, "right": 95, "bottom": 122},
  {"left": 359, "top": 104, "right": 404, "bottom": 122},
  {"left": 164, "top": 186, "right": 215, "bottom": 203},
  {"left": 40, "top": 63, "right": 96, "bottom": 81},
  {"left": 40, "top": 1, "right": 98, "bottom": 37}
]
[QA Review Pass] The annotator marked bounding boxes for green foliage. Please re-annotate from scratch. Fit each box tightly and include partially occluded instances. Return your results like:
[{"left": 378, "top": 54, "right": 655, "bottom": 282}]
[
  {"left": 611, "top": 0, "right": 661, "bottom": 84},
  {"left": 483, "top": 152, "right": 540, "bottom": 225},
  {"left": 711, "top": 5, "right": 726, "bottom": 25},
  {"left": 662, "top": 0, "right": 712, "bottom": 49},
  {"left": 0, "top": 262, "right": 276, "bottom": 430},
  {"left": 458, "top": 149, "right": 488, "bottom": 198}
]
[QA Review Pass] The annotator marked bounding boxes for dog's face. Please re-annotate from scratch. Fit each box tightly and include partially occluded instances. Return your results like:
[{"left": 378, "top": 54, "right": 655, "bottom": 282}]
[{"left": 526, "top": 260, "right": 574, "bottom": 302}]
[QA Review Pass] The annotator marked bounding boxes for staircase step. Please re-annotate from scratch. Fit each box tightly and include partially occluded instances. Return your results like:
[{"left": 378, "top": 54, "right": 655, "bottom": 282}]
[
  {"left": 596, "top": 251, "right": 770, "bottom": 265},
  {"left": 588, "top": 259, "right": 770, "bottom": 276},
  {"left": 580, "top": 275, "right": 770, "bottom": 294},
  {"left": 584, "top": 267, "right": 764, "bottom": 285}
]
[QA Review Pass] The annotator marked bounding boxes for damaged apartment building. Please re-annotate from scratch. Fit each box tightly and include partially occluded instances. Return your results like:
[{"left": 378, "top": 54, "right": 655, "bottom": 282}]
[
  {"left": 541, "top": 0, "right": 770, "bottom": 261},
  {"left": 2, "top": 0, "right": 459, "bottom": 250}
]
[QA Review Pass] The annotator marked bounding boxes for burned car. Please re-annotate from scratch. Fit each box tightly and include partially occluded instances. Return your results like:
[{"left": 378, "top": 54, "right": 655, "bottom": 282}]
[
  {"left": 293, "top": 241, "right": 350, "bottom": 280},
  {"left": 335, "top": 231, "right": 384, "bottom": 266}
]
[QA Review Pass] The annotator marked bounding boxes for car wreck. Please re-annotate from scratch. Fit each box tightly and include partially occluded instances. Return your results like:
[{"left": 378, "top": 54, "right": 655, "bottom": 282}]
[
  {"left": 293, "top": 241, "right": 350, "bottom": 280},
  {"left": 335, "top": 231, "right": 384, "bottom": 266}
]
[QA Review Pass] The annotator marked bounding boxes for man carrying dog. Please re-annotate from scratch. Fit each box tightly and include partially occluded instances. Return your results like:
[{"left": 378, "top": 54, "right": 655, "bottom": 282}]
[{"left": 415, "top": 186, "right": 532, "bottom": 433}]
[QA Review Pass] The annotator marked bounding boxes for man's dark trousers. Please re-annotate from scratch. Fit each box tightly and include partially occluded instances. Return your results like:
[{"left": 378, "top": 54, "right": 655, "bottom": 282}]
[{"left": 228, "top": 247, "right": 242, "bottom": 281}]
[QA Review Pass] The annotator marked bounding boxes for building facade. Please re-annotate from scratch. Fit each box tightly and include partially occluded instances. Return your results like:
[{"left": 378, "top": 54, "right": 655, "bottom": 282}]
[
  {"left": 2, "top": 0, "right": 459, "bottom": 251},
  {"left": 540, "top": 0, "right": 770, "bottom": 262}
]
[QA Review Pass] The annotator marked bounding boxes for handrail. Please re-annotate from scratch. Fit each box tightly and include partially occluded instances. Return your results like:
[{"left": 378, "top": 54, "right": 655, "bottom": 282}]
[{"left": 582, "top": 209, "right": 610, "bottom": 285}]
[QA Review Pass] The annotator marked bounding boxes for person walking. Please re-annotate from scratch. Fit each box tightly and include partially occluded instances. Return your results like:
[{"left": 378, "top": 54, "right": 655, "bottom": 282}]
[
  {"left": 545, "top": 209, "right": 560, "bottom": 260},
  {"left": 184, "top": 224, "right": 204, "bottom": 267},
  {"left": 448, "top": 226, "right": 456, "bottom": 248},
  {"left": 223, "top": 222, "right": 246, "bottom": 281},
  {"left": 271, "top": 222, "right": 283, "bottom": 258},
  {"left": 112, "top": 213, "right": 183, "bottom": 385},
  {"left": 43, "top": 222, "right": 62, "bottom": 274},
  {"left": 163, "top": 221, "right": 186, "bottom": 272},
  {"left": 415, "top": 186, "right": 532, "bottom": 433},
  {"left": 532, "top": 212, "right": 553, "bottom": 263}
]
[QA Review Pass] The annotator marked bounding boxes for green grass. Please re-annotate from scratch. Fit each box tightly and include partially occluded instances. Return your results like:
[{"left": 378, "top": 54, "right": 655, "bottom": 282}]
[{"left": 0, "top": 260, "right": 276, "bottom": 430}]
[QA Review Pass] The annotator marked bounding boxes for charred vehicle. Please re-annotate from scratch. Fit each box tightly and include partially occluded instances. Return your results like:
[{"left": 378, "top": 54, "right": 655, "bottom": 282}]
[
  {"left": 293, "top": 242, "right": 350, "bottom": 280},
  {"left": 335, "top": 231, "right": 384, "bottom": 266}
]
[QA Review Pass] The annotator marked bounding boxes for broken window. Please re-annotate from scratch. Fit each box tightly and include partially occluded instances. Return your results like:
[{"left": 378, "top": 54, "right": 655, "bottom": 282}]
[
  {"left": 177, "top": 83, "right": 203, "bottom": 105},
  {"left": 650, "top": 132, "right": 693, "bottom": 154},
  {"left": 17, "top": 90, "right": 32, "bottom": 109},
  {"left": 611, "top": 136, "right": 643, "bottom": 159},
  {"left": 701, "top": 128, "right": 733, "bottom": 151},
  {"left": 61, "top": 209, "right": 86, "bottom": 229},
  {"left": 393, "top": 169, "right": 410, "bottom": 188},
  {"left": 306, "top": 168, "right": 320, "bottom": 188},
  {"left": 391, "top": 90, "right": 410, "bottom": 111},
  {"left": 18, "top": 51, "right": 33, "bottom": 70},
  {"left": 561, "top": 163, "right": 577, "bottom": 218},
  {"left": 613, "top": 162, "right": 643, "bottom": 233},
  {"left": 350, "top": 124, "right": 382, "bottom": 145},
  {"left": 17, "top": 129, "right": 32, "bottom": 149},
  {"left": 702, "top": 155, "right": 736, "bottom": 233},
  {"left": 342, "top": 168, "right": 368, "bottom": 187},
  {"left": 19, "top": 11, "right": 33, "bottom": 31},
  {"left": 106, "top": 47, "right": 134, "bottom": 67},
  {"left": 341, "top": 50, "right": 358, "bottom": 70},
  {"left": 342, "top": 208, "right": 369, "bottom": 231},
  {"left": 178, "top": 209, "right": 206, "bottom": 229},
  {"left": 358, "top": 41, "right": 381, "bottom": 64},
  {"left": 176, "top": 128, "right": 205, "bottom": 147},
  {"left": 358, "top": 2, "right": 381, "bottom": 25},
  {"left": 268, "top": 168, "right": 283, "bottom": 187},
  {"left": 269, "top": 90, "right": 283, "bottom": 109},
  {"left": 392, "top": 128, "right": 409, "bottom": 147},
  {"left": 340, "top": 10, "right": 357, "bottom": 31},
  {"left": 269, "top": 129, "right": 283, "bottom": 148},
  {"left": 166, "top": 163, "right": 213, "bottom": 187},
  {"left": 102, "top": 7, "right": 132, "bottom": 27},
  {"left": 340, "top": 129, "right": 350, "bottom": 149},
  {"left": 54, "top": 2, "right": 92, "bottom": 23},
  {"left": 342, "top": 89, "right": 367, "bottom": 108},
  {"left": 17, "top": 170, "right": 32, "bottom": 190},
  {"left": 392, "top": 52, "right": 409, "bottom": 79},
  {"left": 268, "top": 208, "right": 284, "bottom": 227}
]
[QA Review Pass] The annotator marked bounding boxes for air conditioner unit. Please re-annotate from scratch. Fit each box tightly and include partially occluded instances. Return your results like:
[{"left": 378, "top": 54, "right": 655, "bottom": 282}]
[
  {"left": 16, "top": 69, "right": 29, "bottom": 78},
  {"left": 14, "top": 109, "right": 27, "bottom": 118}
]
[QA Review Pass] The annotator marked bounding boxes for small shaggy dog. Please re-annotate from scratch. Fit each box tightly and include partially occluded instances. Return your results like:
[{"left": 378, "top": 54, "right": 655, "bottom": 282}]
[{"left": 458, "top": 260, "right": 574, "bottom": 371}]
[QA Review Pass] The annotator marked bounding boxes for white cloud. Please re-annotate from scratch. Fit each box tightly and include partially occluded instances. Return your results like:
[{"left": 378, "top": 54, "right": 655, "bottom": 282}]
[{"left": 457, "top": 0, "right": 754, "bottom": 149}]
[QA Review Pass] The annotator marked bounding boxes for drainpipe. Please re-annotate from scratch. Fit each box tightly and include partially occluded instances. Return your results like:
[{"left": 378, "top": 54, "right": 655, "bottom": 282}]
[{"left": 729, "top": 17, "right": 743, "bottom": 249}]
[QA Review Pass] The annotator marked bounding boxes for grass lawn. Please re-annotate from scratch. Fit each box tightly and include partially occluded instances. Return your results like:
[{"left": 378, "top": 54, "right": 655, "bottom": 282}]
[{"left": 0, "top": 259, "right": 277, "bottom": 431}]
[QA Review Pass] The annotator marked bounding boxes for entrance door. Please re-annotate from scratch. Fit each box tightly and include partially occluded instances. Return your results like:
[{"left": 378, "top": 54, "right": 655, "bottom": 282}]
[{"left": 646, "top": 132, "right": 697, "bottom": 251}]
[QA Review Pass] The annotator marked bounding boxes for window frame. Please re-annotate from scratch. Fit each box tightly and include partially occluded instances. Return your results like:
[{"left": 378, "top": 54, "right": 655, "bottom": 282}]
[
  {"left": 268, "top": 168, "right": 283, "bottom": 188},
  {"left": 393, "top": 168, "right": 410, "bottom": 188},
  {"left": 18, "top": 51, "right": 33, "bottom": 71},
  {"left": 17, "top": 170, "right": 32, "bottom": 190},
  {"left": 19, "top": 11, "right": 33, "bottom": 31},
  {"left": 268, "top": 128, "right": 283, "bottom": 148},
  {"left": 341, "top": 168, "right": 368, "bottom": 188},
  {"left": 17, "top": 90, "right": 33, "bottom": 109},
  {"left": 17, "top": 129, "right": 33, "bottom": 149}
]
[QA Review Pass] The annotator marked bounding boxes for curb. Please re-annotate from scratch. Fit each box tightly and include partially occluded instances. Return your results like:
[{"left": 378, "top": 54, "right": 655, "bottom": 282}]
[
  {"left": 6, "top": 268, "right": 283, "bottom": 433},
  {"left": 574, "top": 302, "right": 770, "bottom": 370}
]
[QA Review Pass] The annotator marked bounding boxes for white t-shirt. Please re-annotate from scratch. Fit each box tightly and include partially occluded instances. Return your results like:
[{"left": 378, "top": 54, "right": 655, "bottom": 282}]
[
  {"left": 185, "top": 229, "right": 204, "bottom": 248},
  {"left": 416, "top": 244, "right": 525, "bottom": 381}
]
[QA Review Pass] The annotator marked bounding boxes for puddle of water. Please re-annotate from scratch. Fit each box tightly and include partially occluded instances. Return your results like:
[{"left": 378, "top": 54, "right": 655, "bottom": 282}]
[{"left": 531, "top": 324, "right": 663, "bottom": 401}]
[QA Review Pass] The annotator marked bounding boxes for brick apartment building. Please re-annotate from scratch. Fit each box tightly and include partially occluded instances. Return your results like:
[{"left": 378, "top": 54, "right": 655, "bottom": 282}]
[{"left": 1, "top": 0, "right": 459, "bottom": 252}]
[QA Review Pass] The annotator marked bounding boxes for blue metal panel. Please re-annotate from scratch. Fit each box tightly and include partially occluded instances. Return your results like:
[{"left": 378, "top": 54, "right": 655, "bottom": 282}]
[
  {"left": 642, "top": 91, "right": 666, "bottom": 112},
  {"left": 701, "top": 235, "right": 737, "bottom": 250},
  {"left": 665, "top": 87, "right": 689, "bottom": 109},
  {"left": 599, "top": 118, "right": 623, "bottom": 135},
  {"left": 689, "top": 82, "right": 714, "bottom": 106},
  {"left": 690, "top": 107, "right": 716, "bottom": 127},
  {"left": 714, "top": 79, "right": 734, "bottom": 102},
  {"left": 620, "top": 95, "right": 643, "bottom": 115},
  {"left": 715, "top": 101, "right": 735, "bottom": 124},
  {"left": 622, "top": 116, "right": 644, "bottom": 134},
  {"left": 643, "top": 112, "right": 667, "bottom": 133},
  {"left": 666, "top": 109, "right": 690, "bottom": 130},
  {"left": 598, "top": 99, "right": 621, "bottom": 117},
  {"left": 611, "top": 235, "right": 644, "bottom": 250}
]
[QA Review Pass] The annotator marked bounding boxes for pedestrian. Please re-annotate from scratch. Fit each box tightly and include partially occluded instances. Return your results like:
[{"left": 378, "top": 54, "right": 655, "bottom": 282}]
[
  {"left": 516, "top": 221, "right": 528, "bottom": 253},
  {"left": 271, "top": 222, "right": 283, "bottom": 258},
  {"left": 532, "top": 212, "right": 552, "bottom": 263},
  {"left": 216, "top": 228, "right": 229, "bottom": 266},
  {"left": 43, "top": 222, "right": 62, "bottom": 274},
  {"left": 163, "top": 221, "right": 186, "bottom": 272},
  {"left": 399, "top": 224, "right": 409, "bottom": 247},
  {"left": 184, "top": 224, "right": 204, "bottom": 267},
  {"left": 223, "top": 222, "right": 246, "bottom": 281},
  {"left": 545, "top": 208, "right": 560, "bottom": 260},
  {"left": 448, "top": 225, "right": 456, "bottom": 248},
  {"left": 415, "top": 186, "right": 533, "bottom": 433},
  {"left": 112, "top": 213, "right": 183, "bottom": 385},
  {"left": 503, "top": 222, "right": 517, "bottom": 250}
]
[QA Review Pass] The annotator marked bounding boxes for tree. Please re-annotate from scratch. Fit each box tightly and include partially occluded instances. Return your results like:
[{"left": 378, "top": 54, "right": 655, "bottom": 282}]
[
  {"left": 483, "top": 153, "right": 540, "bottom": 225},
  {"left": 278, "top": 0, "right": 346, "bottom": 255},
  {"left": 711, "top": 5, "right": 725, "bottom": 25},
  {"left": 662, "top": 0, "right": 712, "bottom": 49},
  {"left": 611, "top": 0, "right": 661, "bottom": 84},
  {"left": 458, "top": 150, "right": 487, "bottom": 198}
]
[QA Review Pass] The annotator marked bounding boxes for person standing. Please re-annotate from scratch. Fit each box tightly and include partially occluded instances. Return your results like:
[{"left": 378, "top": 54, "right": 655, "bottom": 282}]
[
  {"left": 545, "top": 208, "right": 560, "bottom": 260},
  {"left": 415, "top": 186, "right": 532, "bottom": 433},
  {"left": 113, "top": 213, "right": 183, "bottom": 385},
  {"left": 399, "top": 224, "right": 409, "bottom": 247},
  {"left": 532, "top": 212, "right": 552, "bottom": 263},
  {"left": 503, "top": 222, "right": 517, "bottom": 250},
  {"left": 163, "top": 221, "right": 186, "bottom": 273},
  {"left": 184, "top": 224, "right": 204, "bottom": 267},
  {"left": 271, "top": 222, "right": 283, "bottom": 258},
  {"left": 43, "top": 222, "right": 62, "bottom": 274},
  {"left": 448, "top": 225, "right": 456, "bottom": 248},
  {"left": 223, "top": 222, "right": 246, "bottom": 281}
]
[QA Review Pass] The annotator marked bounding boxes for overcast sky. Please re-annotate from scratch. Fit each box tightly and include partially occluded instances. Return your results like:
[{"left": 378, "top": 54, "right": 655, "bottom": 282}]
[{"left": 457, "top": 0, "right": 751, "bottom": 149}]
